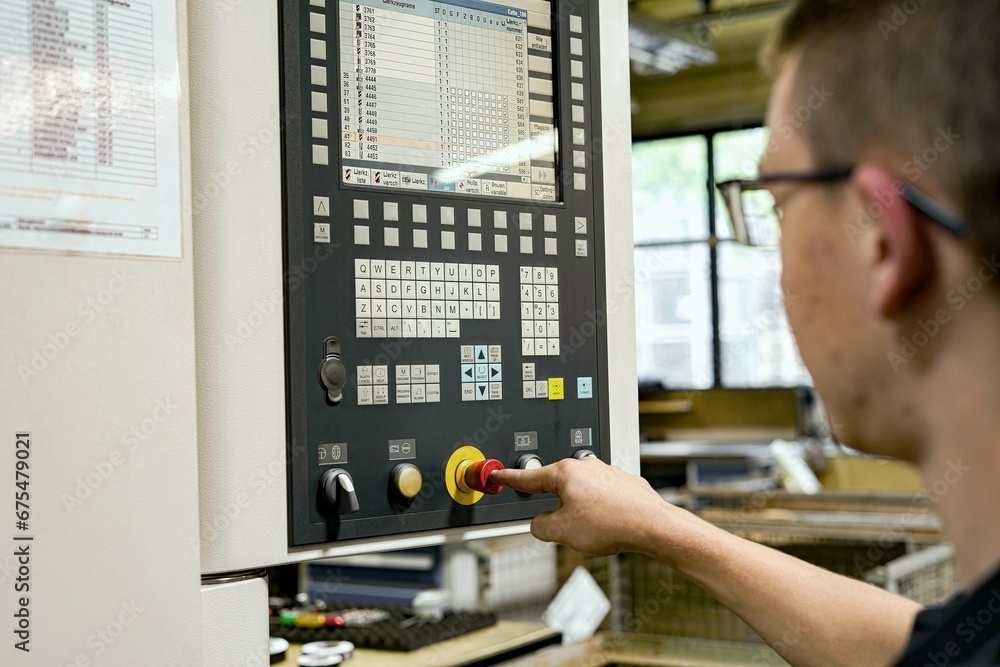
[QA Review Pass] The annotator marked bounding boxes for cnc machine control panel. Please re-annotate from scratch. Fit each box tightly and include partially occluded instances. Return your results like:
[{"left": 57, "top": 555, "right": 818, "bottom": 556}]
[{"left": 281, "top": 0, "right": 610, "bottom": 546}]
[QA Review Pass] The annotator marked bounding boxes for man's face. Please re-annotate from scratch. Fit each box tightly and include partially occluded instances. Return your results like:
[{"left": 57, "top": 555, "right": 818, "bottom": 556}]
[{"left": 763, "top": 53, "right": 902, "bottom": 457}]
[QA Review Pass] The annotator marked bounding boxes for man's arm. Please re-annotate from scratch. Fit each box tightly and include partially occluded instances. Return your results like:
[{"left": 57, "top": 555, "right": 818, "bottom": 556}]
[{"left": 491, "top": 457, "right": 921, "bottom": 667}]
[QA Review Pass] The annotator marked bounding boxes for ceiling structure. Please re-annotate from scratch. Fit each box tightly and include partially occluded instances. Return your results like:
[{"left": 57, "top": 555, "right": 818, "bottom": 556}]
[{"left": 627, "top": 0, "right": 792, "bottom": 138}]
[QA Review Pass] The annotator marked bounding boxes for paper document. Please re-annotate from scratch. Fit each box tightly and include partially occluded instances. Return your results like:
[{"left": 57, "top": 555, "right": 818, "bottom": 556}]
[
  {"left": 0, "top": 0, "right": 182, "bottom": 258},
  {"left": 543, "top": 565, "right": 611, "bottom": 645}
]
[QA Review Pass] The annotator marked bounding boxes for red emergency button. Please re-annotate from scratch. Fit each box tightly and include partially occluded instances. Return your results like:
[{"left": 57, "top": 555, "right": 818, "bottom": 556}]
[{"left": 462, "top": 459, "right": 505, "bottom": 494}]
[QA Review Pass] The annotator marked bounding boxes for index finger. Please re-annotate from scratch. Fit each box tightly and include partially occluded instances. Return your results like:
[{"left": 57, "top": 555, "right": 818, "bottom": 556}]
[{"left": 490, "top": 465, "right": 561, "bottom": 495}]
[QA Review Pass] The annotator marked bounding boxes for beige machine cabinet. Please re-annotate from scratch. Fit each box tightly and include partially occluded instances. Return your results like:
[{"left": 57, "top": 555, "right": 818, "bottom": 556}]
[
  {"left": 0, "top": 3, "right": 202, "bottom": 664},
  {"left": 189, "top": 3, "right": 637, "bottom": 652}
]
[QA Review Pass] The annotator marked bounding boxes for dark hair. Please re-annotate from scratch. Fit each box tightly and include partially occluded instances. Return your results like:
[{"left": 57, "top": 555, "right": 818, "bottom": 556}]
[{"left": 768, "top": 0, "right": 1000, "bottom": 257}]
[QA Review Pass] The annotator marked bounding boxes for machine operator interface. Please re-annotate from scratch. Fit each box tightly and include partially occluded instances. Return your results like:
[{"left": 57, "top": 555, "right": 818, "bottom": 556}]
[{"left": 281, "top": 0, "right": 610, "bottom": 546}]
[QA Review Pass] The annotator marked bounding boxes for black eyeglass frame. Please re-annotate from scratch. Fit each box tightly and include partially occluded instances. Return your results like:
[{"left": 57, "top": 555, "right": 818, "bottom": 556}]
[{"left": 716, "top": 166, "right": 969, "bottom": 247}]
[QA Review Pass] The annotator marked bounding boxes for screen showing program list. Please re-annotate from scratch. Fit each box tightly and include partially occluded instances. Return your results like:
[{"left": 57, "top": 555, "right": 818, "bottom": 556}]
[{"left": 339, "top": 0, "right": 559, "bottom": 201}]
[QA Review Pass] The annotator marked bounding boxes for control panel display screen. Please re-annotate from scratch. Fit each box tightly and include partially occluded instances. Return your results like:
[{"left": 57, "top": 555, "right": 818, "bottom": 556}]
[
  {"left": 283, "top": 0, "right": 605, "bottom": 548},
  {"left": 338, "top": 0, "right": 559, "bottom": 201}
]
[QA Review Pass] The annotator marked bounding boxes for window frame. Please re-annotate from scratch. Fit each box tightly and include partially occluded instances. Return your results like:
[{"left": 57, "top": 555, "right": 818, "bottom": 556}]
[{"left": 632, "top": 125, "right": 810, "bottom": 391}]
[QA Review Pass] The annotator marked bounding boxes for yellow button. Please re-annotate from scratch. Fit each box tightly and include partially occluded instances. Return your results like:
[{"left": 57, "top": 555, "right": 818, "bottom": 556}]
[
  {"left": 548, "top": 378, "right": 564, "bottom": 400},
  {"left": 394, "top": 464, "right": 423, "bottom": 499}
]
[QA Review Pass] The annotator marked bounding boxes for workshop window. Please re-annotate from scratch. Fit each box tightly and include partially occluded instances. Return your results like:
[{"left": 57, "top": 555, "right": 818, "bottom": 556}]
[
  {"left": 653, "top": 341, "right": 695, "bottom": 388},
  {"left": 632, "top": 128, "right": 811, "bottom": 389},
  {"left": 651, "top": 276, "right": 692, "bottom": 325}
]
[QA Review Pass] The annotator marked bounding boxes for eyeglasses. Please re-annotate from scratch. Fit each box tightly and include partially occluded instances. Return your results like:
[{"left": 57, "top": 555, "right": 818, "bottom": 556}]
[{"left": 716, "top": 166, "right": 969, "bottom": 247}]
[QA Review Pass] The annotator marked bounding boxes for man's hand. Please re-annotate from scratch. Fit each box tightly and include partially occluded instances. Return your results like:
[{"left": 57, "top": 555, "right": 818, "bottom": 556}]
[{"left": 490, "top": 457, "right": 677, "bottom": 556}]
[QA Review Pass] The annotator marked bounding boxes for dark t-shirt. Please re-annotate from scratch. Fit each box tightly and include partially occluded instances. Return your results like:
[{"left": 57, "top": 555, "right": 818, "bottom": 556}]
[{"left": 893, "top": 566, "right": 1000, "bottom": 666}]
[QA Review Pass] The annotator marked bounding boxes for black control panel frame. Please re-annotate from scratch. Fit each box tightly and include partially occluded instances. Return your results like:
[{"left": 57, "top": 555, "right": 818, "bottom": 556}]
[{"left": 280, "top": 0, "right": 612, "bottom": 547}]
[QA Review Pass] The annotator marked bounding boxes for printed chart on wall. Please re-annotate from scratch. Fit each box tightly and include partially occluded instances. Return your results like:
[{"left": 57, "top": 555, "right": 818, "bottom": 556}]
[{"left": 0, "top": 0, "right": 182, "bottom": 258}]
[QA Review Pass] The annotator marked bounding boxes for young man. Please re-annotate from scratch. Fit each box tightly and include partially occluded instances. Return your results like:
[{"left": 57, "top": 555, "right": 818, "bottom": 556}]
[{"left": 491, "top": 1, "right": 1000, "bottom": 665}]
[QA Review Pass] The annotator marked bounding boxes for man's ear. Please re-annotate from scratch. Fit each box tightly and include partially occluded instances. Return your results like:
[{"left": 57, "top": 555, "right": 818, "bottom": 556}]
[{"left": 852, "top": 164, "right": 933, "bottom": 319}]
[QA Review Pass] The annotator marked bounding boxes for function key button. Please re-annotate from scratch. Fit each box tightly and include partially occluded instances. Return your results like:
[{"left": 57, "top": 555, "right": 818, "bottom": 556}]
[
  {"left": 313, "top": 196, "right": 330, "bottom": 216},
  {"left": 311, "top": 65, "right": 327, "bottom": 86},
  {"left": 353, "top": 199, "right": 369, "bottom": 219},
  {"left": 310, "top": 39, "right": 326, "bottom": 60},
  {"left": 312, "top": 118, "right": 328, "bottom": 139},
  {"left": 354, "top": 225, "right": 370, "bottom": 246}
]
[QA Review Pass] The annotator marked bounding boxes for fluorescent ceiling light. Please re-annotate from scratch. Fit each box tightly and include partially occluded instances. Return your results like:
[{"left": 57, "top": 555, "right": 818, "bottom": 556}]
[{"left": 629, "top": 19, "right": 718, "bottom": 76}]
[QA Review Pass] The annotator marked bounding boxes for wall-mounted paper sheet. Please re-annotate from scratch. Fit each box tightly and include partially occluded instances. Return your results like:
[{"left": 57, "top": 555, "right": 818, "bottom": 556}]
[{"left": 0, "top": 0, "right": 182, "bottom": 258}]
